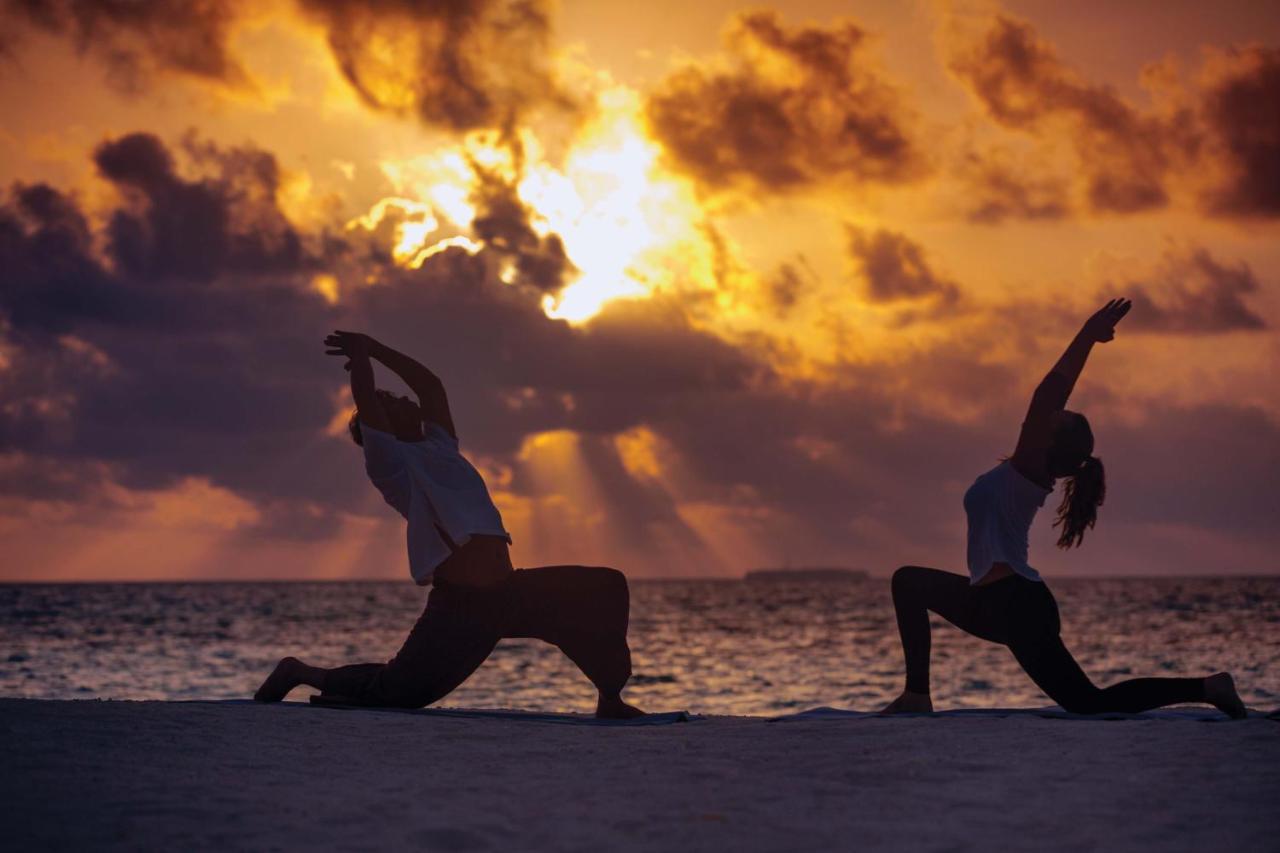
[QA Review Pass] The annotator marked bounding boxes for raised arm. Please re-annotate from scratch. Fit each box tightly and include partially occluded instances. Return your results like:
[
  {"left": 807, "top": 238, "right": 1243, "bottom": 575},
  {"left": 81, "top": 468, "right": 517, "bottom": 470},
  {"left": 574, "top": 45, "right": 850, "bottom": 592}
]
[
  {"left": 1011, "top": 299, "right": 1131, "bottom": 480},
  {"left": 366, "top": 337, "right": 456, "bottom": 439},
  {"left": 325, "top": 332, "right": 392, "bottom": 433}
]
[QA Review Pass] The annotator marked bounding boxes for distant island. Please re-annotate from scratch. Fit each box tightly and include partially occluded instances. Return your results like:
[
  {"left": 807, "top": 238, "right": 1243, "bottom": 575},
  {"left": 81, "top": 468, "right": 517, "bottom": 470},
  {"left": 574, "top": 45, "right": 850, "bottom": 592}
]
[{"left": 743, "top": 567, "right": 868, "bottom": 582}]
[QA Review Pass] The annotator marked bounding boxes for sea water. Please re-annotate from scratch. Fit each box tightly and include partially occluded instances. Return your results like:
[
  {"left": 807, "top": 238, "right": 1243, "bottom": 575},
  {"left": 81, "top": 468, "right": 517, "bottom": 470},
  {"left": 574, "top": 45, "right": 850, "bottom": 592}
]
[{"left": 2, "top": 577, "right": 1277, "bottom": 714}]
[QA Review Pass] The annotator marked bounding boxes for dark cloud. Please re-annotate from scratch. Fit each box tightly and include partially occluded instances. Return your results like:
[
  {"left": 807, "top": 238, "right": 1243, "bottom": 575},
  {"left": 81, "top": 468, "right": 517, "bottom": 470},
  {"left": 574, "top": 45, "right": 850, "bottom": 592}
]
[
  {"left": 947, "top": 14, "right": 1176, "bottom": 215},
  {"left": 947, "top": 15, "right": 1280, "bottom": 222},
  {"left": 645, "top": 10, "right": 925, "bottom": 194},
  {"left": 1110, "top": 247, "right": 1267, "bottom": 335},
  {"left": 0, "top": 0, "right": 249, "bottom": 92},
  {"left": 1197, "top": 46, "right": 1280, "bottom": 218},
  {"left": 765, "top": 261, "right": 812, "bottom": 315},
  {"left": 92, "top": 133, "right": 302, "bottom": 286},
  {"left": 295, "top": 0, "right": 576, "bottom": 132},
  {"left": 351, "top": 259, "right": 767, "bottom": 456},
  {"left": 469, "top": 165, "right": 576, "bottom": 294},
  {"left": 846, "top": 226, "right": 960, "bottom": 305},
  {"left": 1103, "top": 402, "right": 1280, "bottom": 533},
  {"left": 0, "top": 0, "right": 573, "bottom": 134},
  {"left": 0, "top": 127, "right": 771, "bottom": 555},
  {"left": 0, "top": 133, "right": 346, "bottom": 515},
  {"left": 0, "top": 182, "right": 124, "bottom": 335},
  {"left": 956, "top": 144, "right": 1070, "bottom": 224},
  {"left": 4, "top": 131, "right": 1276, "bottom": 575}
]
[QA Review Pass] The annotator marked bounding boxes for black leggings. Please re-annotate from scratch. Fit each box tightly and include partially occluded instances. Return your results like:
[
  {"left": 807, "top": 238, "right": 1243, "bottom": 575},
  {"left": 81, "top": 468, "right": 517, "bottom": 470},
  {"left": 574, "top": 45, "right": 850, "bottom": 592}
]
[
  {"left": 891, "top": 566, "right": 1206, "bottom": 713},
  {"left": 322, "top": 565, "right": 633, "bottom": 708}
]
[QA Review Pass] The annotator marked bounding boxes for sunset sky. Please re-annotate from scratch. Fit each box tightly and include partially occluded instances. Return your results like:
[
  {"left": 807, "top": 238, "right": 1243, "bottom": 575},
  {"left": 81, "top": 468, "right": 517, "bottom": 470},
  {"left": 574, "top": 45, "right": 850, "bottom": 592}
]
[{"left": 1, "top": 0, "right": 1277, "bottom": 581}]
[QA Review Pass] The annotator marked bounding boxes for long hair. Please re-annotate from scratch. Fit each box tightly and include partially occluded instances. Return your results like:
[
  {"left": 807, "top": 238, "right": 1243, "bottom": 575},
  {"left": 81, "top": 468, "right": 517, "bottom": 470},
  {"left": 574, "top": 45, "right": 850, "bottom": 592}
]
[{"left": 1049, "top": 411, "right": 1106, "bottom": 549}]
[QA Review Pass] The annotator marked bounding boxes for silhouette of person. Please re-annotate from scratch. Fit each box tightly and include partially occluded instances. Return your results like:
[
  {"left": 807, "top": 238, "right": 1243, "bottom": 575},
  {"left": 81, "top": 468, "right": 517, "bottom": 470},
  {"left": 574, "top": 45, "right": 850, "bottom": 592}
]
[
  {"left": 254, "top": 331, "right": 644, "bottom": 718},
  {"left": 882, "top": 300, "right": 1247, "bottom": 717}
]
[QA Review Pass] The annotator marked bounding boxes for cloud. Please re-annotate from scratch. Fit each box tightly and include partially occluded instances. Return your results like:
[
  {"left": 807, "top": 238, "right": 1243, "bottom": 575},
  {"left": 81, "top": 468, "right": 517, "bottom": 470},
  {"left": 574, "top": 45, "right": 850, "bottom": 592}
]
[
  {"left": 846, "top": 226, "right": 961, "bottom": 305},
  {"left": 1196, "top": 46, "right": 1280, "bottom": 218},
  {"left": 0, "top": 133, "right": 346, "bottom": 516},
  {"left": 0, "top": 130, "right": 768, "bottom": 547},
  {"left": 0, "top": 0, "right": 575, "bottom": 134},
  {"left": 1108, "top": 247, "right": 1267, "bottom": 334},
  {"left": 0, "top": 129, "right": 1016, "bottom": 572},
  {"left": 645, "top": 10, "right": 925, "bottom": 195},
  {"left": 95, "top": 132, "right": 305, "bottom": 284},
  {"left": 955, "top": 143, "right": 1070, "bottom": 224},
  {"left": 946, "top": 14, "right": 1176, "bottom": 215},
  {"left": 764, "top": 260, "right": 813, "bottom": 315},
  {"left": 0, "top": 0, "right": 250, "bottom": 92},
  {"left": 469, "top": 164, "right": 577, "bottom": 294},
  {"left": 295, "top": 0, "right": 577, "bottom": 132},
  {"left": 1102, "top": 401, "right": 1280, "bottom": 533},
  {"left": 946, "top": 13, "right": 1280, "bottom": 222},
  {"left": 3, "top": 129, "right": 1276, "bottom": 577}
]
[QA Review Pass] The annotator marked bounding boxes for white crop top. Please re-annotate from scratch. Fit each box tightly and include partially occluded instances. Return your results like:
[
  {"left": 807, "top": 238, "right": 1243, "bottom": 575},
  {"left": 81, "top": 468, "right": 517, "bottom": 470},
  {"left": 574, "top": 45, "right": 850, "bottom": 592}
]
[
  {"left": 360, "top": 423, "right": 511, "bottom": 585},
  {"left": 963, "top": 460, "right": 1052, "bottom": 585}
]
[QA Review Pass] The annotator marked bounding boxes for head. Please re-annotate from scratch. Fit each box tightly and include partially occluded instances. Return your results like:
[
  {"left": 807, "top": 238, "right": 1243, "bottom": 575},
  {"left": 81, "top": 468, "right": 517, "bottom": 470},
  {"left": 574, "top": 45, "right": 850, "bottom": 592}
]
[
  {"left": 348, "top": 390, "right": 424, "bottom": 446},
  {"left": 1048, "top": 410, "right": 1106, "bottom": 549}
]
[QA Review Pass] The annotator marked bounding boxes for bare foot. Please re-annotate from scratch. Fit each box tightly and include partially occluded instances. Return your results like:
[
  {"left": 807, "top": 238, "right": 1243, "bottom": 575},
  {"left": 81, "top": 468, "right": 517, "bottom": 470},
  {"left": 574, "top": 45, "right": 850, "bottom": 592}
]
[
  {"left": 254, "top": 656, "right": 305, "bottom": 703},
  {"left": 881, "top": 690, "right": 934, "bottom": 715},
  {"left": 596, "top": 694, "right": 646, "bottom": 719},
  {"left": 1204, "top": 672, "right": 1247, "bottom": 719}
]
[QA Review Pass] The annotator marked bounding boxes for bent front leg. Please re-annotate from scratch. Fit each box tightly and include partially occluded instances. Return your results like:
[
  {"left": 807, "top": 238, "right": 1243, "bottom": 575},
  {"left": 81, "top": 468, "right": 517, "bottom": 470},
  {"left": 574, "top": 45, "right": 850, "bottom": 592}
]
[
  {"left": 890, "top": 566, "right": 994, "bottom": 695},
  {"left": 501, "top": 565, "right": 635, "bottom": 698}
]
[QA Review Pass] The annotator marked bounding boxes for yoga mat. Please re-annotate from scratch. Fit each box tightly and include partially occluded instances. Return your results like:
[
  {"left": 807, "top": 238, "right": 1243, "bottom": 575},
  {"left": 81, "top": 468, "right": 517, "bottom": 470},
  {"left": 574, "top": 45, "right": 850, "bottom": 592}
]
[
  {"left": 769, "top": 705, "right": 1275, "bottom": 723},
  {"left": 206, "top": 698, "right": 695, "bottom": 726}
]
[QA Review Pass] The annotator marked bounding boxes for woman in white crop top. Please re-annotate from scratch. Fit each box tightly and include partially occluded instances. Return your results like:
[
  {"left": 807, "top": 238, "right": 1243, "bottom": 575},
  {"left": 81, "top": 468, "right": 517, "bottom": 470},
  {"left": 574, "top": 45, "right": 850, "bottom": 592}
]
[
  {"left": 881, "top": 300, "right": 1247, "bottom": 718},
  {"left": 254, "top": 331, "right": 644, "bottom": 718}
]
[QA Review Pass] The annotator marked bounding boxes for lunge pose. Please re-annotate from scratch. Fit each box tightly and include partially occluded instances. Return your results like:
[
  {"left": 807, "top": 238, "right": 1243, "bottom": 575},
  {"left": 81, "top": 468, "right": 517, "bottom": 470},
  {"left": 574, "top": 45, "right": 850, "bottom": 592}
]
[
  {"left": 255, "top": 331, "right": 643, "bottom": 718},
  {"left": 883, "top": 300, "right": 1246, "bottom": 717}
]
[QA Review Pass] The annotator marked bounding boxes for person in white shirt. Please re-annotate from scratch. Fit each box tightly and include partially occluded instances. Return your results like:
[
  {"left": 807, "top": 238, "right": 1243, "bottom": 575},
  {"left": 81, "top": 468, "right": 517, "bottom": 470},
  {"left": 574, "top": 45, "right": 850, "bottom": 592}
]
[
  {"left": 881, "top": 300, "right": 1247, "bottom": 717},
  {"left": 254, "top": 331, "right": 644, "bottom": 718}
]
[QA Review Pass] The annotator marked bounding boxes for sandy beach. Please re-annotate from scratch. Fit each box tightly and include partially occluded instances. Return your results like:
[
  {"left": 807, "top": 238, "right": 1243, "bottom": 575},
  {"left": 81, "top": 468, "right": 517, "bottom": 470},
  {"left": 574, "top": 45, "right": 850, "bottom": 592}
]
[{"left": 2, "top": 699, "right": 1276, "bottom": 852}]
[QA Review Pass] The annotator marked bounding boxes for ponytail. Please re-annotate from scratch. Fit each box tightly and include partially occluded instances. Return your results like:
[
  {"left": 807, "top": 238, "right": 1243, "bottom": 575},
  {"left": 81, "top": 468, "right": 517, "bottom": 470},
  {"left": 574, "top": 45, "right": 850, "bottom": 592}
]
[{"left": 1054, "top": 455, "right": 1105, "bottom": 549}]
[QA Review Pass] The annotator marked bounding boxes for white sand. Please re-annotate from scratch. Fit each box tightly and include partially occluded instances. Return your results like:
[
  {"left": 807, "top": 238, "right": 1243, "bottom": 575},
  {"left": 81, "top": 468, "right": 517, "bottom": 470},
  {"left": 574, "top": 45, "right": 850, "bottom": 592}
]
[{"left": 1, "top": 698, "right": 1277, "bottom": 851}]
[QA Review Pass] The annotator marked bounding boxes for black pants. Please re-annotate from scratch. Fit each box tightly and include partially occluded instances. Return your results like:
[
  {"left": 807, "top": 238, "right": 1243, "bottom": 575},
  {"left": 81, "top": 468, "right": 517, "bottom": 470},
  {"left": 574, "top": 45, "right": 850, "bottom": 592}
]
[
  {"left": 322, "top": 565, "right": 634, "bottom": 708},
  {"left": 891, "top": 566, "right": 1206, "bottom": 713}
]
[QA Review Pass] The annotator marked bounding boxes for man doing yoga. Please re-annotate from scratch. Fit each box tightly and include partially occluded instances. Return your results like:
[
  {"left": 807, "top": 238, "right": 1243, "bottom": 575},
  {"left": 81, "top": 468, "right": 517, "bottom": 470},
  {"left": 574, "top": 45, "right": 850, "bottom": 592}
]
[{"left": 254, "top": 331, "right": 644, "bottom": 718}]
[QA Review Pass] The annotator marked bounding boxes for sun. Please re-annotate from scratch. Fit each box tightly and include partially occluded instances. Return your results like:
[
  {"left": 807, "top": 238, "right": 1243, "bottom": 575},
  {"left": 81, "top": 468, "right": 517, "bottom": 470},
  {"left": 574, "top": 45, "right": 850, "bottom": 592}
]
[{"left": 351, "top": 86, "right": 708, "bottom": 324}]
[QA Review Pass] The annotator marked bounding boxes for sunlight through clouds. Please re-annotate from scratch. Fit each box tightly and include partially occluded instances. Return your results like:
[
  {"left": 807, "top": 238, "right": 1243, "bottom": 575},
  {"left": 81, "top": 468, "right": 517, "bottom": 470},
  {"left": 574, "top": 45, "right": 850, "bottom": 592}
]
[{"left": 354, "top": 85, "right": 713, "bottom": 323}]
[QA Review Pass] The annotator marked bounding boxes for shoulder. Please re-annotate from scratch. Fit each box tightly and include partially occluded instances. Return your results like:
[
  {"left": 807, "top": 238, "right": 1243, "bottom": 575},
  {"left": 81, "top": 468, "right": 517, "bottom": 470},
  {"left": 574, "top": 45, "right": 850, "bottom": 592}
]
[
  {"left": 360, "top": 423, "right": 406, "bottom": 464},
  {"left": 360, "top": 422, "right": 402, "bottom": 446},
  {"left": 423, "top": 422, "right": 460, "bottom": 446}
]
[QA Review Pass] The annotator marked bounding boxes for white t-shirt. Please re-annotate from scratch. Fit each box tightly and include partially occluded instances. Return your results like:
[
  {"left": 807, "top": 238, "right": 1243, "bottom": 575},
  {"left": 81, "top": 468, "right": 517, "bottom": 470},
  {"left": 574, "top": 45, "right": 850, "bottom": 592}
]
[
  {"left": 361, "top": 423, "right": 511, "bottom": 585},
  {"left": 963, "top": 460, "right": 1052, "bottom": 585}
]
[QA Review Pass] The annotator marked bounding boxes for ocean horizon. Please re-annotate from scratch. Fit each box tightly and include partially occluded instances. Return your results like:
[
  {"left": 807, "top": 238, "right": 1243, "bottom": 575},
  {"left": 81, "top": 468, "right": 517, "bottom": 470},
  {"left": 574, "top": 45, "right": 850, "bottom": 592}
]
[{"left": 5, "top": 576, "right": 1277, "bottom": 715}]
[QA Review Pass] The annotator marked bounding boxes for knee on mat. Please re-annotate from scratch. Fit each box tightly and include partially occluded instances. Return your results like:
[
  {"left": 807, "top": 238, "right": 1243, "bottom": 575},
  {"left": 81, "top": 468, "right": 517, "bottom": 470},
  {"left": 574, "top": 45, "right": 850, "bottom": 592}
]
[{"left": 1055, "top": 691, "right": 1104, "bottom": 715}]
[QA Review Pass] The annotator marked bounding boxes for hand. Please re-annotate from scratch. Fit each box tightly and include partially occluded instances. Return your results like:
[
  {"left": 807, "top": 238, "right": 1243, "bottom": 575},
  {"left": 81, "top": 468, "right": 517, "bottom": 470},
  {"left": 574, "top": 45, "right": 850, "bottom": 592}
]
[
  {"left": 1081, "top": 298, "right": 1132, "bottom": 343},
  {"left": 324, "top": 330, "right": 375, "bottom": 361}
]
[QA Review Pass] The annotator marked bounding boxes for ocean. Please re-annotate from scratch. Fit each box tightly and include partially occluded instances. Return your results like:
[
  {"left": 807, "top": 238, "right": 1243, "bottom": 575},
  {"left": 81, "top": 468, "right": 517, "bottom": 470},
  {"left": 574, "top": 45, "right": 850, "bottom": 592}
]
[{"left": 2, "top": 577, "right": 1277, "bottom": 715}]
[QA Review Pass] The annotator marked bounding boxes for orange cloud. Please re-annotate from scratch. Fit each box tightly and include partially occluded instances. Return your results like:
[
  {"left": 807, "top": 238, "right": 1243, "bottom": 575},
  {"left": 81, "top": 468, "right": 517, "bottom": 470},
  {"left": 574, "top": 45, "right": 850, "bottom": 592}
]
[
  {"left": 945, "top": 12, "right": 1280, "bottom": 221},
  {"left": 1195, "top": 45, "right": 1280, "bottom": 218},
  {"left": 0, "top": 0, "right": 253, "bottom": 93},
  {"left": 294, "top": 0, "right": 577, "bottom": 132},
  {"left": 947, "top": 14, "right": 1176, "bottom": 214},
  {"left": 1102, "top": 246, "right": 1268, "bottom": 335},
  {"left": 953, "top": 142, "right": 1070, "bottom": 224},
  {"left": 645, "top": 10, "right": 926, "bottom": 195},
  {"left": 846, "top": 226, "right": 961, "bottom": 306}
]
